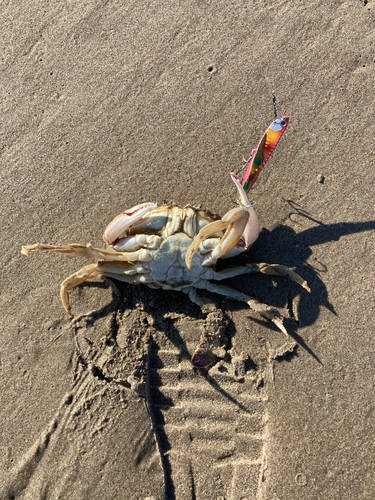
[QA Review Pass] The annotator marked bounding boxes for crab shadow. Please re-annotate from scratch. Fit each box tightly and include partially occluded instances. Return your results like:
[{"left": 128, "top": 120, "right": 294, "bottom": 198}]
[
  {"left": 233, "top": 215, "right": 375, "bottom": 327},
  {"left": 220, "top": 214, "right": 375, "bottom": 355}
]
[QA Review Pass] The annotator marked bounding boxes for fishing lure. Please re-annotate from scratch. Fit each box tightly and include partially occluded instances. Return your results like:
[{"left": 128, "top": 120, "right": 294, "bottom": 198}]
[{"left": 242, "top": 116, "right": 289, "bottom": 193}]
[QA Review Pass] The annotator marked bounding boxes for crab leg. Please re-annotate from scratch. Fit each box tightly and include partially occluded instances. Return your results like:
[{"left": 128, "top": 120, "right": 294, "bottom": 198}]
[
  {"left": 60, "top": 264, "right": 154, "bottom": 317},
  {"left": 207, "top": 263, "right": 310, "bottom": 292},
  {"left": 33, "top": 258, "right": 155, "bottom": 317},
  {"left": 194, "top": 280, "right": 289, "bottom": 337},
  {"left": 95, "top": 271, "right": 154, "bottom": 285},
  {"left": 60, "top": 264, "right": 101, "bottom": 316},
  {"left": 253, "top": 263, "right": 311, "bottom": 291},
  {"left": 182, "top": 286, "right": 210, "bottom": 307},
  {"left": 21, "top": 243, "right": 156, "bottom": 263},
  {"left": 96, "top": 261, "right": 153, "bottom": 284}
]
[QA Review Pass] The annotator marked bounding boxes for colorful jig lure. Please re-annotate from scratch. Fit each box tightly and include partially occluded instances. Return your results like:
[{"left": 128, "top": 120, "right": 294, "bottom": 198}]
[{"left": 242, "top": 116, "right": 289, "bottom": 193}]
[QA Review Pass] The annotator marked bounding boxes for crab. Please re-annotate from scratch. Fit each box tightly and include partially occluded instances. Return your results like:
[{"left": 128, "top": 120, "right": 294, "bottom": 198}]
[
  {"left": 22, "top": 174, "right": 309, "bottom": 368},
  {"left": 22, "top": 117, "right": 310, "bottom": 367}
]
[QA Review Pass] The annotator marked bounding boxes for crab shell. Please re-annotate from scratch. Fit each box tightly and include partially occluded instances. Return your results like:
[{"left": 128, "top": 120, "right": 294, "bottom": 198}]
[{"left": 99, "top": 201, "right": 257, "bottom": 293}]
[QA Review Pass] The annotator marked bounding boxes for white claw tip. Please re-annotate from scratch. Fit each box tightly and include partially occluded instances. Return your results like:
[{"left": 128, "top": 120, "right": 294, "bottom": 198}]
[{"left": 273, "top": 318, "right": 289, "bottom": 337}]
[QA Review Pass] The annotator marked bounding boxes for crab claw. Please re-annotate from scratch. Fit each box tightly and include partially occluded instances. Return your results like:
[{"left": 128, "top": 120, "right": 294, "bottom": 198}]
[
  {"left": 230, "top": 172, "right": 260, "bottom": 250},
  {"left": 185, "top": 173, "right": 261, "bottom": 270},
  {"left": 103, "top": 202, "right": 157, "bottom": 245},
  {"left": 185, "top": 205, "right": 249, "bottom": 271}
]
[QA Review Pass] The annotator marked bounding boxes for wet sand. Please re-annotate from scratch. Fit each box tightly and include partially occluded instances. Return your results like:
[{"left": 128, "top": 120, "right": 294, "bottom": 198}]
[{"left": 1, "top": 1, "right": 375, "bottom": 499}]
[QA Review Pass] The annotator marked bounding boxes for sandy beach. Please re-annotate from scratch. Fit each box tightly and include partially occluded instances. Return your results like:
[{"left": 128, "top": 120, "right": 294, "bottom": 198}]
[{"left": 1, "top": 1, "right": 375, "bottom": 498}]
